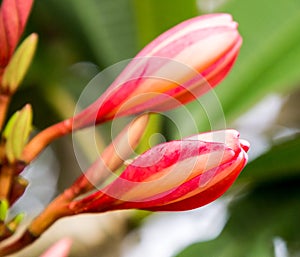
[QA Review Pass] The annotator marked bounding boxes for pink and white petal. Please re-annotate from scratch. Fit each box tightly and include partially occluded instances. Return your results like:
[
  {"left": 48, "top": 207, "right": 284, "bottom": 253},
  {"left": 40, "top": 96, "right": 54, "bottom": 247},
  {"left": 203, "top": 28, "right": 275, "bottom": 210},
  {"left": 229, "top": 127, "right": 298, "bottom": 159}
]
[
  {"left": 137, "top": 14, "right": 237, "bottom": 58},
  {"left": 71, "top": 140, "right": 232, "bottom": 212},
  {"left": 0, "top": 0, "right": 33, "bottom": 67},
  {"left": 143, "top": 151, "right": 247, "bottom": 211}
]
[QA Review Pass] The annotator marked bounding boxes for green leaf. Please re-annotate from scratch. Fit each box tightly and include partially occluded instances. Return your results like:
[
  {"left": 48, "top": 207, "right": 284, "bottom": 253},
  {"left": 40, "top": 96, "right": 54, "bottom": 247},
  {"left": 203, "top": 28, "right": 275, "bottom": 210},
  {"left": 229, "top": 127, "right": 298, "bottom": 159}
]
[
  {"left": 136, "top": 114, "right": 162, "bottom": 154},
  {"left": 2, "top": 33, "right": 38, "bottom": 93},
  {"left": 240, "top": 134, "right": 300, "bottom": 183},
  {"left": 3, "top": 105, "right": 33, "bottom": 163},
  {"left": 213, "top": 0, "right": 300, "bottom": 123},
  {"left": 49, "top": 0, "right": 139, "bottom": 66},
  {"left": 132, "top": 0, "right": 199, "bottom": 47}
]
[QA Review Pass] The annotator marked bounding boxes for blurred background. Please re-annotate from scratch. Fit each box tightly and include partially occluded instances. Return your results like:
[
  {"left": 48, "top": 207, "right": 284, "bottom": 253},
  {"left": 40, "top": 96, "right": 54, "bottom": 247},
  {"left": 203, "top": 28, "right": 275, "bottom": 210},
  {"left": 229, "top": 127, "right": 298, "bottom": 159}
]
[{"left": 7, "top": 0, "right": 300, "bottom": 256}]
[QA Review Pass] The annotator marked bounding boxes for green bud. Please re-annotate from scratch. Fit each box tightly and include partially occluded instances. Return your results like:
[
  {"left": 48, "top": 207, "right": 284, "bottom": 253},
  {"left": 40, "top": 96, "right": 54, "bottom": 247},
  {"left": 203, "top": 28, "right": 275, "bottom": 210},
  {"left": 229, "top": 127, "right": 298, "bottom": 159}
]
[
  {"left": 2, "top": 33, "right": 38, "bottom": 93},
  {"left": 7, "top": 212, "right": 25, "bottom": 232},
  {"left": 3, "top": 104, "right": 33, "bottom": 163},
  {"left": 0, "top": 199, "right": 9, "bottom": 222}
]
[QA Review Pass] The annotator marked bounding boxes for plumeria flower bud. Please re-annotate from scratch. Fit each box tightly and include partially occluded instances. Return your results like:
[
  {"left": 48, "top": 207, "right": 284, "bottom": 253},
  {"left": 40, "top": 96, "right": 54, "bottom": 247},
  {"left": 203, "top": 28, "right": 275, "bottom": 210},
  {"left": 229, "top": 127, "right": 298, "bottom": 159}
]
[
  {"left": 3, "top": 104, "right": 32, "bottom": 163},
  {"left": 72, "top": 13, "right": 242, "bottom": 129},
  {"left": 0, "top": 0, "right": 34, "bottom": 71},
  {"left": 71, "top": 129, "right": 249, "bottom": 213}
]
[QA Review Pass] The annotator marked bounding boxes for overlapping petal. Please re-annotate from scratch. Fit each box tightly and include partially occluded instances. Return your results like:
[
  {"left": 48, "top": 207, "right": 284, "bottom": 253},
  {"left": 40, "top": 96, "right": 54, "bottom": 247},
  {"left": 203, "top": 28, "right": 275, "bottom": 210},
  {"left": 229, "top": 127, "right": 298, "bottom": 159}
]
[
  {"left": 72, "top": 13, "right": 242, "bottom": 129},
  {"left": 0, "top": 0, "right": 33, "bottom": 69},
  {"left": 71, "top": 130, "right": 249, "bottom": 213}
]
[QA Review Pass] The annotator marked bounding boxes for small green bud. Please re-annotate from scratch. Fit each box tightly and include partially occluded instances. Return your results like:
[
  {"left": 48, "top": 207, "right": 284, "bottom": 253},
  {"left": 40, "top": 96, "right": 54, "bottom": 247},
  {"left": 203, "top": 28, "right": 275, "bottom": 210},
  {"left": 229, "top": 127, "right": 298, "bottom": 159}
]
[
  {"left": 0, "top": 199, "right": 9, "bottom": 222},
  {"left": 3, "top": 104, "right": 33, "bottom": 163},
  {"left": 2, "top": 33, "right": 38, "bottom": 93},
  {"left": 7, "top": 212, "right": 25, "bottom": 232}
]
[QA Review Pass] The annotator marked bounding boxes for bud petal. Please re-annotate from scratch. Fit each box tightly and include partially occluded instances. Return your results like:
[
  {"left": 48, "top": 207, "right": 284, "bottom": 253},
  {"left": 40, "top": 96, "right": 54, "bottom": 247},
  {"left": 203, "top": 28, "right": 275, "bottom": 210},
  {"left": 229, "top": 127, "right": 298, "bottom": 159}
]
[
  {"left": 71, "top": 13, "right": 242, "bottom": 129},
  {"left": 0, "top": 0, "right": 34, "bottom": 69},
  {"left": 72, "top": 130, "right": 249, "bottom": 213},
  {"left": 3, "top": 104, "right": 32, "bottom": 163}
]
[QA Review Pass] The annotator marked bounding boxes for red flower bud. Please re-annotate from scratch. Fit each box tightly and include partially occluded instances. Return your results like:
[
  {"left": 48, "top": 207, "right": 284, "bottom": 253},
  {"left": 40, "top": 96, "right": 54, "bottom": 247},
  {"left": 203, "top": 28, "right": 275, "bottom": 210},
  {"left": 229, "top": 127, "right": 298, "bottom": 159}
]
[
  {"left": 72, "top": 13, "right": 242, "bottom": 129},
  {"left": 0, "top": 0, "right": 34, "bottom": 69},
  {"left": 71, "top": 130, "right": 249, "bottom": 213}
]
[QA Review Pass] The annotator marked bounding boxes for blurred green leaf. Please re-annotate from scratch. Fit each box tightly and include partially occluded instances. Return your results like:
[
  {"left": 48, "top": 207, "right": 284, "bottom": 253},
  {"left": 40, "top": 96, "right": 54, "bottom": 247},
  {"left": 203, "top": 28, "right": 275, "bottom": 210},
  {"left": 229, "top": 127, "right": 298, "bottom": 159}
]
[
  {"left": 20, "top": 0, "right": 140, "bottom": 127},
  {"left": 241, "top": 134, "right": 300, "bottom": 183},
  {"left": 214, "top": 0, "right": 300, "bottom": 123},
  {"left": 50, "top": 0, "right": 138, "bottom": 66},
  {"left": 172, "top": 0, "right": 300, "bottom": 134},
  {"left": 162, "top": 0, "right": 296, "bottom": 136},
  {"left": 136, "top": 114, "right": 161, "bottom": 154},
  {"left": 176, "top": 181, "right": 300, "bottom": 257},
  {"left": 132, "top": 0, "right": 198, "bottom": 47}
]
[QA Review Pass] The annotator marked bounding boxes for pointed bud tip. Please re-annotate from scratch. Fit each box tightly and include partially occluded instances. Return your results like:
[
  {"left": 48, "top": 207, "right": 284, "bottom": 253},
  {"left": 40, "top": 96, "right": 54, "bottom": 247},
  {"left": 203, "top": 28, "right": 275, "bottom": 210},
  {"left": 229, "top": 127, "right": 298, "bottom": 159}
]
[
  {"left": 239, "top": 139, "right": 250, "bottom": 152},
  {"left": 0, "top": 199, "right": 9, "bottom": 221}
]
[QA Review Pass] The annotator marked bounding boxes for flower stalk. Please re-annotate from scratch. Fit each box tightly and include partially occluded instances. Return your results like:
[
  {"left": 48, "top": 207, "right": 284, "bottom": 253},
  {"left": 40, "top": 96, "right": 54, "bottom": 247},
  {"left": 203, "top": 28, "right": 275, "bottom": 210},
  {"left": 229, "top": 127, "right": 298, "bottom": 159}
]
[
  {"left": 21, "top": 119, "right": 73, "bottom": 163},
  {"left": 0, "top": 164, "right": 14, "bottom": 200},
  {"left": 0, "top": 114, "right": 150, "bottom": 255},
  {"left": 0, "top": 94, "right": 10, "bottom": 131}
]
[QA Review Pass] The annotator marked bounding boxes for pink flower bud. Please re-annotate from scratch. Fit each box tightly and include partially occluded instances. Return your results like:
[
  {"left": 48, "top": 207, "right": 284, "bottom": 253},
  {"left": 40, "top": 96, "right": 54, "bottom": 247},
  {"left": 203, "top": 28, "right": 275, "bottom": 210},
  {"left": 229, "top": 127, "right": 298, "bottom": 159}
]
[
  {"left": 72, "top": 13, "right": 242, "bottom": 129},
  {"left": 0, "top": 0, "right": 33, "bottom": 69},
  {"left": 72, "top": 130, "right": 249, "bottom": 213}
]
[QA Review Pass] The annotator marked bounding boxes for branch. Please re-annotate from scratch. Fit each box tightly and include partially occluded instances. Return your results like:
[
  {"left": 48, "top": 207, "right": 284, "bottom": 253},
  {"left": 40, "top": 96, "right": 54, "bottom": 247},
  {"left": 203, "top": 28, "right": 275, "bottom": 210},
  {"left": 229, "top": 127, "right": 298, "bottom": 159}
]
[
  {"left": 0, "top": 189, "right": 75, "bottom": 256},
  {"left": 0, "top": 94, "right": 10, "bottom": 131},
  {"left": 21, "top": 118, "right": 73, "bottom": 163}
]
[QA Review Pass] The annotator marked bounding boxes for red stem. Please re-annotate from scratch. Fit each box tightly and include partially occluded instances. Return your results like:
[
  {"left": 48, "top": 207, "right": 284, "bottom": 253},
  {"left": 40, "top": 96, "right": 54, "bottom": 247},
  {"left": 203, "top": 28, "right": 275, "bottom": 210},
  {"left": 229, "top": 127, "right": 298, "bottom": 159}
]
[
  {"left": 0, "top": 94, "right": 10, "bottom": 131},
  {"left": 0, "top": 188, "right": 76, "bottom": 256},
  {"left": 21, "top": 118, "right": 73, "bottom": 163},
  {"left": 0, "top": 164, "right": 14, "bottom": 200},
  {"left": 0, "top": 230, "right": 38, "bottom": 256}
]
